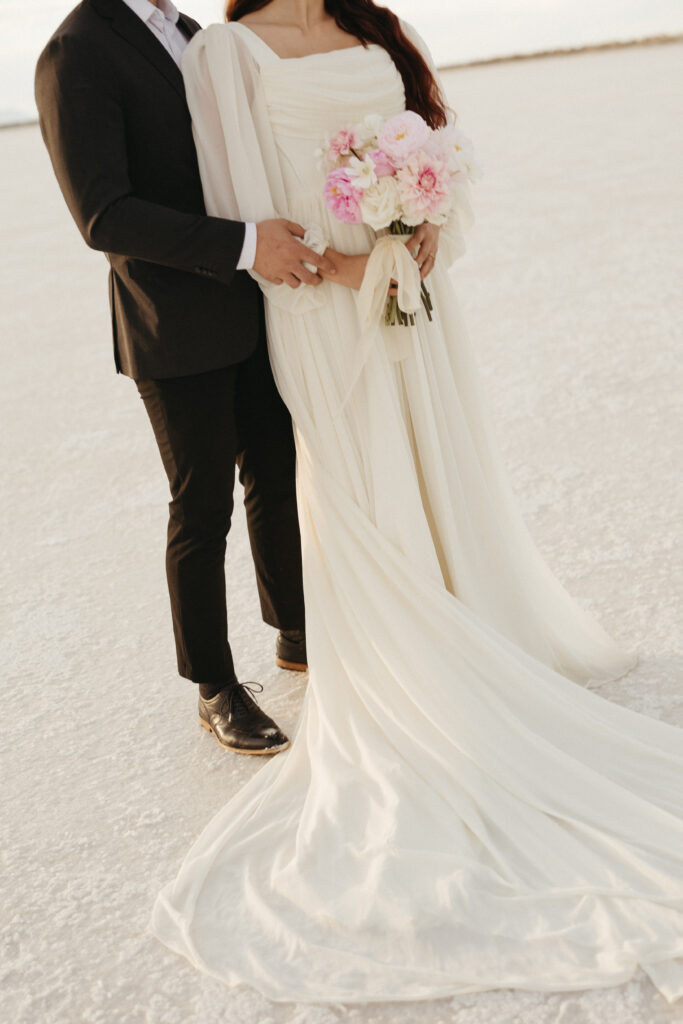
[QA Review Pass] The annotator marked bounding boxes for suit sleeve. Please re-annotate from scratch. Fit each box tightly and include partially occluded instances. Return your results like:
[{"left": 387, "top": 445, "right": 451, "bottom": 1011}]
[{"left": 34, "top": 33, "right": 246, "bottom": 286}]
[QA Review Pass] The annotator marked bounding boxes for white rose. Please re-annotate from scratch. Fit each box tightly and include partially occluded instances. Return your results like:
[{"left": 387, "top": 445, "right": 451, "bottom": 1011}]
[
  {"left": 359, "top": 176, "right": 401, "bottom": 231},
  {"left": 355, "top": 113, "right": 383, "bottom": 148}
]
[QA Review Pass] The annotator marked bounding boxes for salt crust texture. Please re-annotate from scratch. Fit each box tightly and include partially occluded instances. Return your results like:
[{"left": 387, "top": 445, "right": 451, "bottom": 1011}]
[{"left": 1, "top": 41, "right": 682, "bottom": 1024}]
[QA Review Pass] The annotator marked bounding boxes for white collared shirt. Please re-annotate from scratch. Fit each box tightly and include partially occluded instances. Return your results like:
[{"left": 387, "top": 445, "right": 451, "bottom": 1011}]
[
  {"left": 121, "top": 0, "right": 257, "bottom": 270},
  {"left": 122, "top": 0, "right": 188, "bottom": 66}
]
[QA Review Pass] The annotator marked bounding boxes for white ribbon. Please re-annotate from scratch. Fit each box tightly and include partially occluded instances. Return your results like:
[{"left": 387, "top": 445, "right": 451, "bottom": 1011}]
[
  {"left": 358, "top": 234, "right": 422, "bottom": 332},
  {"left": 301, "top": 224, "right": 332, "bottom": 274},
  {"left": 335, "top": 235, "right": 422, "bottom": 417}
]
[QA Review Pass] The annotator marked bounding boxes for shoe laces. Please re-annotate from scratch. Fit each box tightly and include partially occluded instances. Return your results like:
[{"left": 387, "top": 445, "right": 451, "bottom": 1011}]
[{"left": 226, "top": 681, "right": 264, "bottom": 721}]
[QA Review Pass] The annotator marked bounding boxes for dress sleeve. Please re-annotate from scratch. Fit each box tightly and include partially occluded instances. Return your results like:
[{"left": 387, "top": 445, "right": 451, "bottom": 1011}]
[
  {"left": 181, "top": 24, "right": 330, "bottom": 314},
  {"left": 399, "top": 20, "right": 476, "bottom": 270}
]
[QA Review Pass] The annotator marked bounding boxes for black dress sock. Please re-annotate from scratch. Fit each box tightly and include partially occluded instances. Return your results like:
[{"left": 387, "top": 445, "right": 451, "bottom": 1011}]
[{"left": 198, "top": 681, "right": 232, "bottom": 700}]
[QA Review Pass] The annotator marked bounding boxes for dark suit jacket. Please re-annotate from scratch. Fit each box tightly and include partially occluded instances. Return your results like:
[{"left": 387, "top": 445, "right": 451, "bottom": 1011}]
[{"left": 35, "top": 0, "right": 261, "bottom": 380}]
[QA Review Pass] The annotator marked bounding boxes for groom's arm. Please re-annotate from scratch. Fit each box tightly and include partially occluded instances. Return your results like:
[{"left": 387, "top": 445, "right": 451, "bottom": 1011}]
[{"left": 35, "top": 33, "right": 245, "bottom": 286}]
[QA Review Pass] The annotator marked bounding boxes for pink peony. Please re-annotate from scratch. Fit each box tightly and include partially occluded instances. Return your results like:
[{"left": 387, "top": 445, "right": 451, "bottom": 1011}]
[
  {"left": 395, "top": 153, "right": 452, "bottom": 225},
  {"left": 428, "top": 124, "right": 481, "bottom": 182},
  {"left": 327, "top": 126, "right": 358, "bottom": 163},
  {"left": 378, "top": 111, "right": 431, "bottom": 165},
  {"left": 324, "top": 168, "right": 363, "bottom": 224},
  {"left": 368, "top": 148, "right": 395, "bottom": 178}
]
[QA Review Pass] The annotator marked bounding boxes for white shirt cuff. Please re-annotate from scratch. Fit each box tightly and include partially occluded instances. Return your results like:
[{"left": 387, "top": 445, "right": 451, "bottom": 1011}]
[{"left": 236, "top": 222, "right": 257, "bottom": 271}]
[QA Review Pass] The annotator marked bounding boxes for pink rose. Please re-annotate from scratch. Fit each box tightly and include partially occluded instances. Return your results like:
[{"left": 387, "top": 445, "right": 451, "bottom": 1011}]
[
  {"left": 378, "top": 111, "right": 431, "bottom": 165},
  {"left": 328, "top": 127, "right": 357, "bottom": 163},
  {"left": 324, "top": 168, "right": 363, "bottom": 224},
  {"left": 395, "top": 153, "right": 452, "bottom": 225},
  {"left": 368, "top": 149, "right": 395, "bottom": 178}
]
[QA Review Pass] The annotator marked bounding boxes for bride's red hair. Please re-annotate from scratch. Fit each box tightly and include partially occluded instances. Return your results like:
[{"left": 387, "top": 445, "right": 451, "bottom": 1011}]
[{"left": 225, "top": 0, "right": 448, "bottom": 129}]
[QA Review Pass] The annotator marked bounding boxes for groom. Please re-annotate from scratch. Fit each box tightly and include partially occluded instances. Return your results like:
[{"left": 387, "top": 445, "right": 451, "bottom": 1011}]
[{"left": 35, "top": 0, "right": 334, "bottom": 754}]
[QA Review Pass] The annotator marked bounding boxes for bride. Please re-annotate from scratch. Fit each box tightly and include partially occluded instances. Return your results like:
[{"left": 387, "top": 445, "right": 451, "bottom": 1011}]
[{"left": 151, "top": 0, "right": 683, "bottom": 1005}]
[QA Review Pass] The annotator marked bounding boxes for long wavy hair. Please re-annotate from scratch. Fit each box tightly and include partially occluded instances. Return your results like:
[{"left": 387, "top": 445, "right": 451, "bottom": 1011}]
[{"left": 225, "top": 0, "right": 448, "bottom": 129}]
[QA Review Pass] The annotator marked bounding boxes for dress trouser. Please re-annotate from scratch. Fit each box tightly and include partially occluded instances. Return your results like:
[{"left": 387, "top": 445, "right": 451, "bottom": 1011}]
[{"left": 136, "top": 327, "right": 305, "bottom": 685}]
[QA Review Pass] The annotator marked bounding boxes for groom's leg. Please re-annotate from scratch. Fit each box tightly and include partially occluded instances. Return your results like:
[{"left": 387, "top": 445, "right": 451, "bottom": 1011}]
[
  {"left": 136, "top": 367, "right": 240, "bottom": 685},
  {"left": 235, "top": 322, "right": 305, "bottom": 633}
]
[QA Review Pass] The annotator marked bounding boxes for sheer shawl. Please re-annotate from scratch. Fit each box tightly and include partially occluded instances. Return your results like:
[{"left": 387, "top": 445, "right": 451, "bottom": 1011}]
[
  {"left": 181, "top": 24, "right": 331, "bottom": 314},
  {"left": 399, "top": 20, "right": 476, "bottom": 268}
]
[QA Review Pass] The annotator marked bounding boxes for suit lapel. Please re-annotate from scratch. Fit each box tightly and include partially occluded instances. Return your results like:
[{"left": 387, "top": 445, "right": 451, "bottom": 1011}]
[{"left": 88, "top": 0, "right": 199, "bottom": 100}]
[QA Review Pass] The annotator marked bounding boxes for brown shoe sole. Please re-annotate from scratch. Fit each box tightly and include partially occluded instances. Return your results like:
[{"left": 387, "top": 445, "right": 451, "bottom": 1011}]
[
  {"left": 275, "top": 657, "right": 308, "bottom": 672},
  {"left": 199, "top": 717, "right": 290, "bottom": 755}
]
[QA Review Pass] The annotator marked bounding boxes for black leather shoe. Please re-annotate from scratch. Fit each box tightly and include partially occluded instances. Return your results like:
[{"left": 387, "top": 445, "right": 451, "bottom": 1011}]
[
  {"left": 276, "top": 629, "right": 308, "bottom": 672},
  {"left": 198, "top": 681, "right": 290, "bottom": 755}
]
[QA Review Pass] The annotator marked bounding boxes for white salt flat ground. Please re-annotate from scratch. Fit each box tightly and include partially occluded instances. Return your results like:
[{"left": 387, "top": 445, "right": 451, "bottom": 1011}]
[{"left": 2, "top": 40, "right": 683, "bottom": 1024}]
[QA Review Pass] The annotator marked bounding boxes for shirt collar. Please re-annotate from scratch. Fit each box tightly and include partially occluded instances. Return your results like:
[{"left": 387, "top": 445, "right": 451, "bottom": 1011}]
[{"left": 121, "top": 0, "right": 180, "bottom": 27}]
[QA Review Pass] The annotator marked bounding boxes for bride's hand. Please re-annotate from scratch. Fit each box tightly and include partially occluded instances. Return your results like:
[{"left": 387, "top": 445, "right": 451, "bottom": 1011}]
[
  {"left": 406, "top": 223, "right": 440, "bottom": 280},
  {"left": 319, "top": 251, "right": 369, "bottom": 291}
]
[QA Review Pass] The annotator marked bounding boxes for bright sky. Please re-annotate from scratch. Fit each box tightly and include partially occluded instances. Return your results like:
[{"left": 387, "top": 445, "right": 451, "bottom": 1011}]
[{"left": 1, "top": 0, "right": 682, "bottom": 120}]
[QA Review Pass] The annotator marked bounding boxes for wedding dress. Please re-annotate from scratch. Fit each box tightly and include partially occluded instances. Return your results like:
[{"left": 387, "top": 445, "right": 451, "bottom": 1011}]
[{"left": 150, "top": 19, "right": 683, "bottom": 1005}]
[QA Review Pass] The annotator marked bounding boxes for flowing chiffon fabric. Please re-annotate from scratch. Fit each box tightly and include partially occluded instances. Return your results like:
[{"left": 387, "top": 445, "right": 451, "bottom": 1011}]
[{"left": 150, "top": 20, "right": 683, "bottom": 1004}]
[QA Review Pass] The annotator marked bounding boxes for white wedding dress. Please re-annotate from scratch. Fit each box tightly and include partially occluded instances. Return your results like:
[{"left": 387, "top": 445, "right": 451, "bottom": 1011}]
[{"left": 150, "top": 20, "right": 683, "bottom": 1005}]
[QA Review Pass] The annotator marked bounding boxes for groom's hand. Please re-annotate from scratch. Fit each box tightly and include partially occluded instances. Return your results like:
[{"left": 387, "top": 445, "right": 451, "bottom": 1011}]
[{"left": 254, "top": 219, "right": 336, "bottom": 289}]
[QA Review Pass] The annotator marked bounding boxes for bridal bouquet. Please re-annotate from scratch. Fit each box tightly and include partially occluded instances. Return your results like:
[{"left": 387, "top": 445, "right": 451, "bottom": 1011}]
[{"left": 318, "top": 111, "right": 481, "bottom": 325}]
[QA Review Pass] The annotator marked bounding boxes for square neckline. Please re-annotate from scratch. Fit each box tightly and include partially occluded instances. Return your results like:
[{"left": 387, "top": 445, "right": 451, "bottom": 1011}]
[{"left": 230, "top": 20, "right": 377, "bottom": 63}]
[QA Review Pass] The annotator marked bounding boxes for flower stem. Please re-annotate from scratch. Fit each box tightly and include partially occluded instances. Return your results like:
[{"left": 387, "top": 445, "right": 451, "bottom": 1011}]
[{"left": 384, "top": 221, "right": 433, "bottom": 325}]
